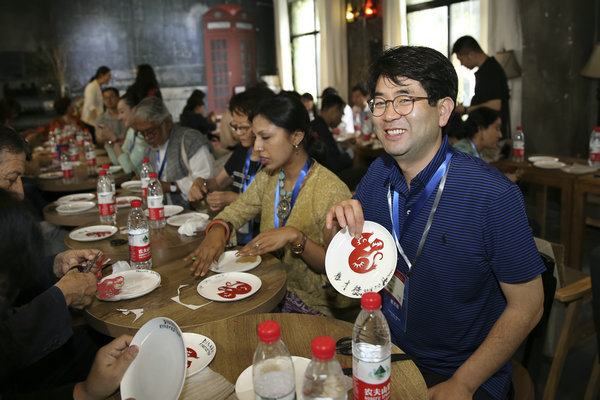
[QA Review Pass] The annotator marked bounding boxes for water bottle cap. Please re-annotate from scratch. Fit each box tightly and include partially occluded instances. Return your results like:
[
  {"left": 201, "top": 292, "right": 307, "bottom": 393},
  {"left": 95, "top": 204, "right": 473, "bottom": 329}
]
[
  {"left": 131, "top": 199, "right": 142, "bottom": 208},
  {"left": 257, "top": 320, "right": 280, "bottom": 344},
  {"left": 102, "top": 163, "right": 110, "bottom": 169},
  {"left": 149, "top": 172, "right": 158, "bottom": 179},
  {"left": 361, "top": 292, "right": 381, "bottom": 310},
  {"left": 311, "top": 336, "right": 336, "bottom": 360},
  {"left": 142, "top": 157, "right": 150, "bottom": 163},
  {"left": 99, "top": 170, "right": 107, "bottom": 176},
  {"left": 595, "top": 126, "right": 600, "bottom": 132},
  {"left": 516, "top": 126, "right": 522, "bottom": 130}
]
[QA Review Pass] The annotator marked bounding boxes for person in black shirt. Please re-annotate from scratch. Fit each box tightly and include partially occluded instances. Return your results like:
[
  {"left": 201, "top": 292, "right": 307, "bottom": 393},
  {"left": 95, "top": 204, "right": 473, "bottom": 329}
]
[
  {"left": 179, "top": 90, "right": 217, "bottom": 139},
  {"left": 452, "top": 36, "right": 511, "bottom": 138}
]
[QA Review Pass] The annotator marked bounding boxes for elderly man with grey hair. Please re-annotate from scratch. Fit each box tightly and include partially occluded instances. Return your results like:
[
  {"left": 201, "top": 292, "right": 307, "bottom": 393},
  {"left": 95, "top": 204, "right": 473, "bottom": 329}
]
[{"left": 131, "top": 96, "right": 216, "bottom": 208}]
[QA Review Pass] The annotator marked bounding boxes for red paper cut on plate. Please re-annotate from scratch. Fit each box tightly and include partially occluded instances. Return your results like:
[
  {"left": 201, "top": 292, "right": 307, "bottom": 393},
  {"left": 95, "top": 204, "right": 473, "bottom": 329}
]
[
  {"left": 186, "top": 347, "right": 199, "bottom": 368},
  {"left": 217, "top": 281, "right": 252, "bottom": 299},
  {"left": 97, "top": 275, "right": 125, "bottom": 299},
  {"left": 348, "top": 232, "right": 384, "bottom": 274}
]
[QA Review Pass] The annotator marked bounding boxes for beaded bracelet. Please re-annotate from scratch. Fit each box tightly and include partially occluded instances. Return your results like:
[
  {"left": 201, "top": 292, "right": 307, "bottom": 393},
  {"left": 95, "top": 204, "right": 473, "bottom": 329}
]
[{"left": 205, "top": 219, "right": 231, "bottom": 241}]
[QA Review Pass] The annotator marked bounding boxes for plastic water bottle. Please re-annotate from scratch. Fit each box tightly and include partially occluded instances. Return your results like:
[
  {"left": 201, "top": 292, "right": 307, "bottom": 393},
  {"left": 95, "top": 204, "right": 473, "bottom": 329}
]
[
  {"left": 352, "top": 292, "right": 391, "bottom": 400},
  {"left": 61, "top": 150, "right": 73, "bottom": 183},
  {"left": 302, "top": 336, "right": 347, "bottom": 400},
  {"left": 513, "top": 126, "right": 525, "bottom": 162},
  {"left": 147, "top": 172, "right": 165, "bottom": 229},
  {"left": 127, "top": 199, "right": 152, "bottom": 269},
  {"left": 85, "top": 139, "right": 97, "bottom": 177},
  {"left": 102, "top": 163, "right": 116, "bottom": 193},
  {"left": 97, "top": 170, "right": 116, "bottom": 225},
  {"left": 253, "top": 320, "right": 296, "bottom": 400},
  {"left": 69, "top": 136, "right": 80, "bottom": 162},
  {"left": 76, "top": 128, "right": 84, "bottom": 147},
  {"left": 140, "top": 157, "right": 153, "bottom": 202},
  {"left": 589, "top": 126, "right": 600, "bottom": 167}
]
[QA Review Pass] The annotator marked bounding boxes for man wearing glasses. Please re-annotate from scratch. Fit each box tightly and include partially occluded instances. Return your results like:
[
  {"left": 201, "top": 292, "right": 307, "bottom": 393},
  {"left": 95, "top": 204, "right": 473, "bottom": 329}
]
[
  {"left": 131, "top": 96, "right": 216, "bottom": 208},
  {"left": 326, "top": 46, "right": 544, "bottom": 400}
]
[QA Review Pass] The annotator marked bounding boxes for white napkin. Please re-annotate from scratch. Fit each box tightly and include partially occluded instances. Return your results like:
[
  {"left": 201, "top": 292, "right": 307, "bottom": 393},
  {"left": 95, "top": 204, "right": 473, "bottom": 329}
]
[
  {"left": 178, "top": 217, "right": 210, "bottom": 236},
  {"left": 111, "top": 260, "right": 132, "bottom": 273}
]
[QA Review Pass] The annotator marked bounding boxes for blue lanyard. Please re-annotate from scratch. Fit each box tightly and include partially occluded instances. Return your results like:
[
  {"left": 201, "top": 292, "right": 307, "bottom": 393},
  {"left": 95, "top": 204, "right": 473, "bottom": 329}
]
[
  {"left": 469, "top": 139, "right": 482, "bottom": 159},
  {"left": 128, "top": 131, "right": 138, "bottom": 154},
  {"left": 389, "top": 150, "right": 453, "bottom": 272},
  {"left": 155, "top": 150, "right": 167, "bottom": 179},
  {"left": 242, "top": 148, "right": 261, "bottom": 193},
  {"left": 274, "top": 157, "right": 313, "bottom": 228}
]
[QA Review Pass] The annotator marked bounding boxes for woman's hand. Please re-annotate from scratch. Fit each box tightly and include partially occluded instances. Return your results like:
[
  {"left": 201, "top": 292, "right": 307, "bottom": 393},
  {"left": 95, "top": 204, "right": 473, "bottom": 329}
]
[
  {"left": 237, "top": 227, "right": 301, "bottom": 257},
  {"left": 206, "top": 191, "right": 238, "bottom": 211},
  {"left": 184, "top": 226, "right": 227, "bottom": 277}
]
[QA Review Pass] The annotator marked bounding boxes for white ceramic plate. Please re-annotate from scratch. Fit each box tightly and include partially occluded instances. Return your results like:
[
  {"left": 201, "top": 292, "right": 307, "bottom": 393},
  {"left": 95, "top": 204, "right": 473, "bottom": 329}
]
[
  {"left": 561, "top": 164, "right": 599, "bottom": 174},
  {"left": 96, "top": 269, "right": 161, "bottom": 301},
  {"left": 166, "top": 212, "right": 210, "bottom": 227},
  {"left": 209, "top": 251, "right": 261, "bottom": 274},
  {"left": 121, "top": 180, "right": 142, "bottom": 190},
  {"left": 144, "top": 205, "right": 184, "bottom": 218},
  {"left": 235, "top": 356, "right": 310, "bottom": 400},
  {"left": 182, "top": 332, "right": 216, "bottom": 378},
  {"left": 528, "top": 156, "right": 559, "bottom": 163},
  {"left": 325, "top": 221, "right": 397, "bottom": 298},
  {"left": 69, "top": 225, "right": 118, "bottom": 242},
  {"left": 57, "top": 193, "right": 95, "bottom": 204},
  {"left": 533, "top": 160, "right": 567, "bottom": 169},
  {"left": 116, "top": 196, "right": 142, "bottom": 208},
  {"left": 97, "top": 165, "right": 123, "bottom": 174},
  {"left": 120, "top": 317, "right": 186, "bottom": 400},
  {"left": 56, "top": 201, "right": 96, "bottom": 215},
  {"left": 38, "top": 171, "right": 63, "bottom": 179},
  {"left": 196, "top": 272, "right": 261, "bottom": 302}
]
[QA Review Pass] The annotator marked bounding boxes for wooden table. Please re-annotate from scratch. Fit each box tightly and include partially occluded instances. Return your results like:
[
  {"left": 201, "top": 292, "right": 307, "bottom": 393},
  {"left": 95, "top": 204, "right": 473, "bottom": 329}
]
[
  {"left": 570, "top": 173, "right": 600, "bottom": 268},
  {"left": 191, "top": 313, "right": 428, "bottom": 399},
  {"left": 353, "top": 141, "right": 386, "bottom": 168},
  {"left": 36, "top": 164, "right": 131, "bottom": 193},
  {"left": 84, "top": 255, "right": 287, "bottom": 337}
]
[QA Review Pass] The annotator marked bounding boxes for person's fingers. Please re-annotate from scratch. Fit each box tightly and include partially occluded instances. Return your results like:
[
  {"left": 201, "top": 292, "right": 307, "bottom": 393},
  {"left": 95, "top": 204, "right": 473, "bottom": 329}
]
[{"left": 113, "top": 345, "right": 139, "bottom": 376}]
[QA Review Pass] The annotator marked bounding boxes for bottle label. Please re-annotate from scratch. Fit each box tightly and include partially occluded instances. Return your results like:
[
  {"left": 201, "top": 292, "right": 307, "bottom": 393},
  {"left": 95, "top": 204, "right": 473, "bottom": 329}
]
[
  {"left": 87, "top": 157, "right": 97, "bottom": 167},
  {"left": 98, "top": 191, "right": 115, "bottom": 215},
  {"left": 590, "top": 151, "right": 600, "bottom": 162},
  {"left": 129, "top": 230, "right": 151, "bottom": 262},
  {"left": 62, "top": 167, "right": 73, "bottom": 178},
  {"left": 147, "top": 195, "right": 164, "bottom": 220},
  {"left": 141, "top": 177, "right": 150, "bottom": 198},
  {"left": 513, "top": 148, "right": 524, "bottom": 157},
  {"left": 353, "top": 356, "right": 391, "bottom": 400},
  {"left": 70, "top": 150, "right": 79, "bottom": 161}
]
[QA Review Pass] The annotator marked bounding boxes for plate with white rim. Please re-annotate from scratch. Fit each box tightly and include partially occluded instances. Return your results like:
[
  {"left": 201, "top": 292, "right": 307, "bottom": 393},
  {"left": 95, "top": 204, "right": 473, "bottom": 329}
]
[
  {"left": 96, "top": 269, "right": 161, "bottom": 301},
  {"left": 57, "top": 193, "right": 96, "bottom": 204},
  {"left": 120, "top": 317, "right": 186, "bottom": 400},
  {"left": 528, "top": 156, "right": 559, "bottom": 163},
  {"left": 166, "top": 212, "right": 210, "bottom": 227},
  {"left": 38, "top": 171, "right": 63, "bottom": 180},
  {"left": 69, "top": 225, "right": 118, "bottom": 242},
  {"left": 116, "top": 196, "right": 142, "bottom": 208},
  {"left": 121, "top": 180, "right": 142, "bottom": 190},
  {"left": 56, "top": 201, "right": 96, "bottom": 215},
  {"left": 196, "top": 272, "right": 261, "bottom": 302},
  {"left": 182, "top": 332, "right": 216, "bottom": 378},
  {"left": 144, "top": 205, "right": 184, "bottom": 218},
  {"left": 533, "top": 160, "right": 567, "bottom": 169},
  {"left": 325, "top": 221, "right": 397, "bottom": 298},
  {"left": 97, "top": 165, "right": 123, "bottom": 174},
  {"left": 235, "top": 356, "right": 310, "bottom": 400},
  {"left": 209, "top": 251, "right": 261, "bottom": 274},
  {"left": 561, "top": 164, "right": 599, "bottom": 174}
]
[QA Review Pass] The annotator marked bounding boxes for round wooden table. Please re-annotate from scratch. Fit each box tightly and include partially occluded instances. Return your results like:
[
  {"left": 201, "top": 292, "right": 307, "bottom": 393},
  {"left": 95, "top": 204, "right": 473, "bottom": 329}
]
[
  {"left": 36, "top": 164, "right": 131, "bottom": 192},
  {"left": 84, "top": 255, "right": 287, "bottom": 337},
  {"left": 191, "top": 313, "right": 428, "bottom": 399}
]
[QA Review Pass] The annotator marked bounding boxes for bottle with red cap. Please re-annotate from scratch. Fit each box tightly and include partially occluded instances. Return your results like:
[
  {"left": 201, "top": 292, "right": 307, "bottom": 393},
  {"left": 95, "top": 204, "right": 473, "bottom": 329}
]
[
  {"left": 512, "top": 126, "right": 525, "bottom": 162},
  {"left": 147, "top": 172, "right": 165, "bottom": 229},
  {"left": 97, "top": 170, "right": 116, "bottom": 225},
  {"left": 352, "top": 292, "right": 391, "bottom": 400},
  {"left": 128, "top": 199, "right": 152, "bottom": 269},
  {"left": 589, "top": 126, "right": 600, "bottom": 167},
  {"left": 85, "top": 138, "right": 97, "bottom": 177},
  {"left": 102, "top": 163, "right": 116, "bottom": 193},
  {"left": 302, "top": 336, "right": 347, "bottom": 400},
  {"left": 140, "top": 157, "right": 153, "bottom": 203},
  {"left": 252, "top": 320, "right": 296, "bottom": 399},
  {"left": 68, "top": 136, "right": 80, "bottom": 162},
  {"left": 60, "top": 149, "right": 73, "bottom": 184}
]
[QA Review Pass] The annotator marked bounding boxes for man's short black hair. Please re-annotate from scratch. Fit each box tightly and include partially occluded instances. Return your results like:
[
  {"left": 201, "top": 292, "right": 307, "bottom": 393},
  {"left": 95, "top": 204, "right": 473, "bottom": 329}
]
[
  {"left": 321, "top": 94, "right": 345, "bottom": 113},
  {"left": 367, "top": 46, "right": 458, "bottom": 106},
  {"left": 103, "top": 87, "right": 119, "bottom": 97},
  {"left": 452, "top": 36, "right": 483, "bottom": 55},
  {"left": 0, "top": 125, "right": 30, "bottom": 161},
  {"left": 352, "top": 82, "right": 369, "bottom": 96},
  {"left": 229, "top": 85, "right": 275, "bottom": 116}
]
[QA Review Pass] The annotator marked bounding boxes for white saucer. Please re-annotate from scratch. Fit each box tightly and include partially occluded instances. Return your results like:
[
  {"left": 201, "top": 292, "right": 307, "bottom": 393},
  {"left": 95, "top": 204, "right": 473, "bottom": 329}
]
[
  {"left": 57, "top": 193, "right": 95, "bottom": 204},
  {"left": 96, "top": 269, "right": 161, "bottom": 301},
  {"left": 69, "top": 225, "right": 118, "bottom": 242},
  {"left": 561, "top": 164, "right": 599, "bottom": 174},
  {"left": 120, "top": 317, "right": 186, "bottom": 400},
  {"left": 235, "top": 356, "right": 310, "bottom": 400},
  {"left": 121, "top": 180, "right": 142, "bottom": 190},
  {"left": 325, "top": 221, "right": 397, "bottom": 298},
  {"left": 196, "top": 272, "right": 261, "bottom": 302},
  {"left": 98, "top": 165, "right": 123, "bottom": 174},
  {"left": 528, "top": 156, "right": 559, "bottom": 163},
  {"left": 38, "top": 171, "right": 63, "bottom": 179},
  {"left": 166, "top": 212, "right": 209, "bottom": 227},
  {"left": 533, "top": 160, "right": 566, "bottom": 169},
  {"left": 56, "top": 201, "right": 96, "bottom": 215},
  {"left": 209, "top": 251, "right": 261, "bottom": 273},
  {"left": 116, "top": 196, "right": 142, "bottom": 208},
  {"left": 182, "top": 332, "right": 216, "bottom": 378},
  {"left": 144, "top": 205, "right": 184, "bottom": 218}
]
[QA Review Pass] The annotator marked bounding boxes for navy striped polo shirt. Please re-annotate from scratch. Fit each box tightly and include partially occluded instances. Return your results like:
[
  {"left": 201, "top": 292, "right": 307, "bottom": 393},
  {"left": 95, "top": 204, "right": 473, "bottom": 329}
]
[{"left": 354, "top": 136, "right": 545, "bottom": 399}]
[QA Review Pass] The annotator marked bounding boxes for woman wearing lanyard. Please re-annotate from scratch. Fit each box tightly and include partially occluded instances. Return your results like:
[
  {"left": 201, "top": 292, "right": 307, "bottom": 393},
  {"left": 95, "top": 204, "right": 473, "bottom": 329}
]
[
  {"left": 104, "top": 92, "right": 149, "bottom": 175},
  {"left": 452, "top": 107, "right": 502, "bottom": 160},
  {"left": 186, "top": 94, "right": 353, "bottom": 317}
]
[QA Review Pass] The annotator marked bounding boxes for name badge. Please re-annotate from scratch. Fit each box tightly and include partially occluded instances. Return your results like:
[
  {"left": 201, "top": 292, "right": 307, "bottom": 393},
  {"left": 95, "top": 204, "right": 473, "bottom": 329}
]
[{"left": 384, "top": 270, "right": 409, "bottom": 332}]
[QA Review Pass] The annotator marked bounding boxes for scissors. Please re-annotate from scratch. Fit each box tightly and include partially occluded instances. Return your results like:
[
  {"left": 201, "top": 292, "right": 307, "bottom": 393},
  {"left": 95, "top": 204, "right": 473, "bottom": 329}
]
[{"left": 67, "top": 252, "right": 104, "bottom": 273}]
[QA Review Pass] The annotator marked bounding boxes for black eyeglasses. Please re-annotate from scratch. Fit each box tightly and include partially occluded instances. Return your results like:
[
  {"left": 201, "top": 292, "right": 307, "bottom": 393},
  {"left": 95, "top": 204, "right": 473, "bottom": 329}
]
[
  {"left": 368, "top": 95, "right": 429, "bottom": 117},
  {"left": 230, "top": 123, "right": 252, "bottom": 134},
  {"left": 139, "top": 122, "right": 164, "bottom": 138}
]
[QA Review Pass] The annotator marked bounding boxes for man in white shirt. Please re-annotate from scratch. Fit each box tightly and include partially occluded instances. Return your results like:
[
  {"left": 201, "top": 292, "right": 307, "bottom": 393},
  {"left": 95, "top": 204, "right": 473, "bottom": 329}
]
[{"left": 131, "top": 97, "right": 216, "bottom": 208}]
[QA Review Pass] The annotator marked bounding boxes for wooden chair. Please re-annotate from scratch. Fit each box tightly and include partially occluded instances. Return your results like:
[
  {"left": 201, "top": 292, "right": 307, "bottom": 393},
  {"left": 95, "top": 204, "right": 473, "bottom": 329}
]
[
  {"left": 584, "top": 245, "right": 600, "bottom": 400},
  {"left": 541, "top": 242, "right": 594, "bottom": 400}
]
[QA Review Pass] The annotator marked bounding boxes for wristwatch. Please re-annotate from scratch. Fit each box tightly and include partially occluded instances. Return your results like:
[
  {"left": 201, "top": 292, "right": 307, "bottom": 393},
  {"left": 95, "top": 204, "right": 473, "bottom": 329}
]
[
  {"left": 170, "top": 182, "right": 178, "bottom": 193},
  {"left": 291, "top": 233, "right": 307, "bottom": 255}
]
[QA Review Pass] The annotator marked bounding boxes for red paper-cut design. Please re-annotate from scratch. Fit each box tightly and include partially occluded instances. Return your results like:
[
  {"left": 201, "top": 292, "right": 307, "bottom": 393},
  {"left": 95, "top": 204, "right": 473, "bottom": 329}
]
[
  {"left": 348, "top": 232, "right": 384, "bottom": 274},
  {"left": 186, "top": 347, "right": 199, "bottom": 368},
  {"left": 217, "top": 281, "right": 252, "bottom": 299},
  {"left": 86, "top": 231, "right": 112, "bottom": 238},
  {"left": 97, "top": 275, "right": 125, "bottom": 299}
]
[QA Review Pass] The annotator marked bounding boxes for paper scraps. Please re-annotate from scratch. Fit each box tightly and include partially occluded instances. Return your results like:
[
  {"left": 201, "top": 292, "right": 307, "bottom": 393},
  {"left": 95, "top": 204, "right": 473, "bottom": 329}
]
[
  {"left": 171, "top": 284, "right": 213, "bottom": 310},
  {"left": 116, "top": 308, "right": 144, "bottom": 322}
]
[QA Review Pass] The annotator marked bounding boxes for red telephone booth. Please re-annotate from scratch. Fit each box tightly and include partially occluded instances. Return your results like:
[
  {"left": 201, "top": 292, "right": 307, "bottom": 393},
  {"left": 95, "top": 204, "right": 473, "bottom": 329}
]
[{"left": 203, "top": 4, "right": 257, "bottom": 114}]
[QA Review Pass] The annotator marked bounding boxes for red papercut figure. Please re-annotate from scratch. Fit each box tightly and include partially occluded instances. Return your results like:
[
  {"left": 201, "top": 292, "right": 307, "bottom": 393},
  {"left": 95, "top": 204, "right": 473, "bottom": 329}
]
[
  {"left": 348, "top": 232, "right": 384, "bottom": 273},
  {"left": 217, "top": 281, "right": 252, "bottom": 299},
  {"left": 97, "top": 275, "right": 125, "bottom": 299},
  {"left": 187, "top": 347, "right": 199, "bottom": 368}
]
